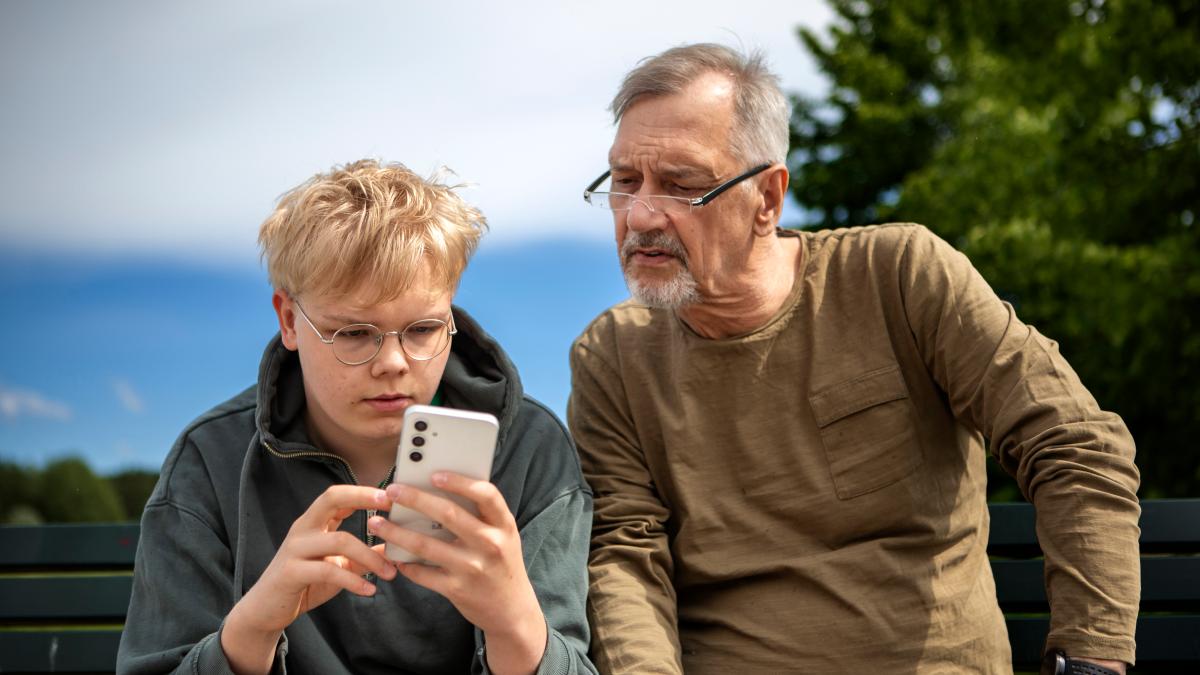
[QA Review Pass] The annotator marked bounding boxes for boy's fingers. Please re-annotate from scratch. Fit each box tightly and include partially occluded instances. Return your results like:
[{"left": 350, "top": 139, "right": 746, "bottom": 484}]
[
  {"left": 369, "top": 515, "right": 471, "bottom": 570},
  {"left": 293, "top": 559, "right": 378, "bottom": 598},
  {"left": 296, "top": 485, "right": 390, "bottom": 530},
  {"left": 386, "top": 484, "right": 482, "bottom": 542},
  {"left": 431, "top": 472, "right": 513, "bottom": 528},
  {"left": 290, "top": 530, "right": 396, "bottom": 580}
]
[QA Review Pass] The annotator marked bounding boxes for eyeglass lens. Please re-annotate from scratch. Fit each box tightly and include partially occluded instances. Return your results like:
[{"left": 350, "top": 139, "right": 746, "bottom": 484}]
[
  {"left": 593, "top": 193, "right": 693, "bottom": 214},
  {"left": 332, "top": 321, "right": 451, "bottom": 364}
]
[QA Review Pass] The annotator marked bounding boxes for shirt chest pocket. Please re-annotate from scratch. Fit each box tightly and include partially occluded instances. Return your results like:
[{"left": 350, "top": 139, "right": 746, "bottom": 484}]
[{"left": 809, "top": 364, "right": 924, "bottom": 500}]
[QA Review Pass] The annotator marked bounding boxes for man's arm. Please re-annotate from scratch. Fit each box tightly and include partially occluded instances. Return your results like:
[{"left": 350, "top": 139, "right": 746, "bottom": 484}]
[
  {"left": 568, "top": 337, "right": 683, "bottom": 675},
  {"left": 897, "top": 226, "right": 1140, "bottom": 667}
]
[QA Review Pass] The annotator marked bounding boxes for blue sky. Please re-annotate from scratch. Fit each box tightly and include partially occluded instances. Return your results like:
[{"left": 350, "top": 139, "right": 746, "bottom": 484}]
[{"left": 0, "top": 1, "right": 831, "bottom": 473}]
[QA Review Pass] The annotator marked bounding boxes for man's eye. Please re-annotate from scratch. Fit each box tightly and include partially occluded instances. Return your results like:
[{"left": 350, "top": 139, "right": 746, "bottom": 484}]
[{"left": 339, "top": 328, "right": 373, "bottom": 339}]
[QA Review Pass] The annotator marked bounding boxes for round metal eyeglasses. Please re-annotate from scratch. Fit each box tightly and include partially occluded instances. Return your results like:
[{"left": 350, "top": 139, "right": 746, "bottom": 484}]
[{"left": 293, "top": 300, "right": 457, "bottom": 365}]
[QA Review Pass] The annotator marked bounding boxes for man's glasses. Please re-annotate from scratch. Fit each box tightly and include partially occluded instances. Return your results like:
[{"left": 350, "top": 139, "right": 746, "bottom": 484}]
[
  {"left": 293, "top": 300, "right": 457, "bottom": 366},
  {"left": 582, "top": 163, "right": 772, "bottom": 215}
]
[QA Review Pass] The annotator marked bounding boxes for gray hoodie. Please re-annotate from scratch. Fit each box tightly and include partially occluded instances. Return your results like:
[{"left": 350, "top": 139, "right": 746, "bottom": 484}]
[{"left": 117, "top": 307, "right": 596, "bottom": 674}]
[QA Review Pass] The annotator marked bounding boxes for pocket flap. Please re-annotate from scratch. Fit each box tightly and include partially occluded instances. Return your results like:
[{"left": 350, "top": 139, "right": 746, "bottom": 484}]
[{"left": 810, "top": 365, "right": 909, "bottom": 428}]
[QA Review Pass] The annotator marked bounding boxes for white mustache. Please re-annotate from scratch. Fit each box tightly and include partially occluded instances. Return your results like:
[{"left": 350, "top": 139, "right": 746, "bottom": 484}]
[{"left": 621, "top": 231, "right": 689, "bottom": 266}]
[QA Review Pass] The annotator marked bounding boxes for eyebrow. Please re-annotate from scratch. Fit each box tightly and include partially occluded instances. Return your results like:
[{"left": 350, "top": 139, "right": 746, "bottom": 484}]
[
  {"left": 324, "top": 311, "right": 450, "bottom": 327},
  {"left": 608, "top": 162, "right": 718, "bottom": 182}
]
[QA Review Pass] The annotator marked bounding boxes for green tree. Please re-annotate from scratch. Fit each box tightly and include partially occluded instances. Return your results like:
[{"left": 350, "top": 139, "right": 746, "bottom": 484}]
[
  {"left": 38, "top": 456, "right": 127, "bottom": 522},
  {"left": 108, "top": 469, "right": 160, "bottom": 522},
  {"left": 790, "top": 0, "right": 1200, "bottom": 497},
  {"left": 0, "top": 459, "right": 43, "bottom": 523}
]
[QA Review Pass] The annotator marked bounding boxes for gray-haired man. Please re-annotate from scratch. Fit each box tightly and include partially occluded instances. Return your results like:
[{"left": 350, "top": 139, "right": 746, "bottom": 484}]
[{"left": 569, "top": 43, "right": 1139, "bottom": 674}]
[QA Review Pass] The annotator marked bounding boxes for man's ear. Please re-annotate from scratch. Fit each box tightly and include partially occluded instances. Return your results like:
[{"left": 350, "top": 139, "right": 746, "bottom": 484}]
[
  {"left": 753, "top": 164, "right": 790, "bottom": 237},
  {"left": 272, "top": 289, "right": 300, "bottom": 351}
]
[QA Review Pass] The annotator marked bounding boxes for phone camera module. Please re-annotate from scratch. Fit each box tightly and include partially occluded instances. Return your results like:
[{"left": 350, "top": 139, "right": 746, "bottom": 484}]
[
  {"left": 414, "top": 420, "right": 428, "bottom": 432},
  {"left": 412, "top": 436, "right": 426, "bottom": 447},
  {"left": 409, "top": 451, "right": 423, "bottom": 462}
]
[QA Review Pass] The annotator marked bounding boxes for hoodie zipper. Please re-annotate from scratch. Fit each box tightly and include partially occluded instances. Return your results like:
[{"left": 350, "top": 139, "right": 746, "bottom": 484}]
[{"left": 261, "top": 439, "right": 370, "bottom": 535}]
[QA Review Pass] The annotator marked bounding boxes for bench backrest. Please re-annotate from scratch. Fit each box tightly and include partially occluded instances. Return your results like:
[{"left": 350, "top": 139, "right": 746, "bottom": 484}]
[
  {"left": 0, "top": 523, "right": 137, "bottom": 673},
  {"left": 988, "top": 499, "right": 1200, "bottom": 671},
  {"left": 2, "top": 499, "right": 1198, "bottom": 672}
]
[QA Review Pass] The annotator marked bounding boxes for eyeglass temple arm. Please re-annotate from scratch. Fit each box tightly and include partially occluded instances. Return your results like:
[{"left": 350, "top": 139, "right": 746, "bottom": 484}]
[
  {"left": 693, "top": 163, "right": 773, "bottom": 206},
  {"left": 583, "top": 170, "right": 612, "bottom": 199},
  {"left": 293, "top": 301, "right": 336, "bottom": 345}
]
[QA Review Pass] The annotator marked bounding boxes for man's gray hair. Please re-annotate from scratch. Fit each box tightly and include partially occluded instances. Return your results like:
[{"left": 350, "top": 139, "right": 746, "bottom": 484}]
[{"left": 610, "top": 43, "right": 791, "bottom": 165}]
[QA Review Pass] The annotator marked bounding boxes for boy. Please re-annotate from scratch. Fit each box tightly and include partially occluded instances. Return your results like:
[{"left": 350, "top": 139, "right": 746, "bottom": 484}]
[{"left": 118, "top": 160, "right": 595, "bottom": 675}]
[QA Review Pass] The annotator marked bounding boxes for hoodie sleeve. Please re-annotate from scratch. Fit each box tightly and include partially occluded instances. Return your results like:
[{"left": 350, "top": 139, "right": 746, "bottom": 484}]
[
  {"left": 117, "top": 440, "right": 287, "bottom": 675},
  {"left": 472, "top": 403, "right": 598, "bottom": 675}
]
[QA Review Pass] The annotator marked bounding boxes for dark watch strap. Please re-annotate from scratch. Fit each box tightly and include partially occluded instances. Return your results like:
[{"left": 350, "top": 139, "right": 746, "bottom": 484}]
[{"left": 1057, "top": 652, "right": 1121, "bottom": 675}]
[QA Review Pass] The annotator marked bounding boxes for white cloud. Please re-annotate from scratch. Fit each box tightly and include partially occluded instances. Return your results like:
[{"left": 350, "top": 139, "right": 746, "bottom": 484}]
[
  {"left": 112, "top": 378, "right": 145, "bottom": 414},
  {"left": 0, "top": 384, "right": 72, "bottom": 421},
  {"left": 0, "top": 0, "right": 833, "bottom": 261}
]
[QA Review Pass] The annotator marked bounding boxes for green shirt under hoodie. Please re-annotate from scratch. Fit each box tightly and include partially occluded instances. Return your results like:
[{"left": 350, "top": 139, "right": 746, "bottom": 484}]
[
  {"left": 118, "top": 307, "right": 597, "bottom": 675},
  {"left": 568, "top": 224, "right": 1140, "bottom": 673}
]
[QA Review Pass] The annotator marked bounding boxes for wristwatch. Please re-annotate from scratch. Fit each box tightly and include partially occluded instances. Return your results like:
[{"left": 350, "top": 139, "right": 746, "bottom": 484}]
[{"left": 1044, "top": 650, "right": 1122, "bottom": 675}]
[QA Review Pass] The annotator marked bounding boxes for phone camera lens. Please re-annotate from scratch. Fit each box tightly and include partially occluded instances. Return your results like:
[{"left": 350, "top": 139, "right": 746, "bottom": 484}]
[
  {"left": 412, "top": 436, "right": 426, "bottom": 447},
  {"left": 409, "top": 451, "right": 423, "bottom": 462},
  {"left": 414, "top": 420, "right": 428, "bottom": 432}
]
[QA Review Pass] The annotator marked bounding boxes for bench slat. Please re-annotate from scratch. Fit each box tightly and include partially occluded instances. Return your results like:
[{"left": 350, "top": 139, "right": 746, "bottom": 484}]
[
  {"left": 989, "top": 500, "right": 1200, "bottom": 552},
  {"left": 0, "top": 524, "right": 138, "bottom": 568},
  {"left": 1007, "top": 615, "right": 1200, "bottom": 670},
  {"left": 993, "top": 557, "right": 1200, "bottom": 612},
  {"left": 0, "top": 630, "right": 122, "bottom": 673},
  {"left": 0, "top": 575, "right": 133, "bottom": 620}
]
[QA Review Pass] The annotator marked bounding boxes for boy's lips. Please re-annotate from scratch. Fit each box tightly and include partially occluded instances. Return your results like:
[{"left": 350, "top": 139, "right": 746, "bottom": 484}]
[{"left": 363, "top": 393, "right": 413, "bottom": 412}]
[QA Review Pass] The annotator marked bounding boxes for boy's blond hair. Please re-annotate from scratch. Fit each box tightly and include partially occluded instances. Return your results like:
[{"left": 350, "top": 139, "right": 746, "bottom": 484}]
[{"left": 258, "top": 159, "right": 486, "bottom": 304}]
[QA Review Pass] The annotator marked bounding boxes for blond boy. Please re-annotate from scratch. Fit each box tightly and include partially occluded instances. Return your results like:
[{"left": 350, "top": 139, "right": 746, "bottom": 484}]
[{"left": 119, "top": 160, "right": 595, "bottom": 675}]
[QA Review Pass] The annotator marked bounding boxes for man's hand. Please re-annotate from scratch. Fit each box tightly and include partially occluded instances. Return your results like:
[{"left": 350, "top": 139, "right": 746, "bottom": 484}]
[
  {"left": 222, "top": 485, "right": 398, "bottom": 675},
  {"left": 370, "top": 473, "right": 547, "bottom": 675}
]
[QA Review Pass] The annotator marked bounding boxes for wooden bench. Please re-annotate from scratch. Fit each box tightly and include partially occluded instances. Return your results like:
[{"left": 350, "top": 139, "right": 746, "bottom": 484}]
[
  {"left": 990, "top": 498, "right": 1200, "bottom": 672},
  {"left": 0, "top": 523, "right": 136, "bottom": 673},
  {"left": 1, "top": 499, "right": 1197, "bottom": 672}
]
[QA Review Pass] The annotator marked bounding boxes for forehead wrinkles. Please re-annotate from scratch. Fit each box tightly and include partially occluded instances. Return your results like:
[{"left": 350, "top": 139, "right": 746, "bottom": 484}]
[
  {"left": 610, "top": 96, "right": 732, "bottom": 179},
  {"left": 610, "top": 129, "right": 723, "bottom": 180}
]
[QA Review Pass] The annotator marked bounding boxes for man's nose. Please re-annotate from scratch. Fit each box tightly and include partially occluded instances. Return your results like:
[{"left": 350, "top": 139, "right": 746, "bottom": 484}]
[
  {"left": 371, "top": 331, "right": 410, "bottom": 375},
  {"left": 624, "top": 197, "right": 667, "bottom": 233}
]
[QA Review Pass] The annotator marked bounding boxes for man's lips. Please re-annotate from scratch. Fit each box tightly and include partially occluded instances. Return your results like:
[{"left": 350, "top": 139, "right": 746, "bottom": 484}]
[{"left": 629, "top": 248, "right": 678, "bottom": 265}]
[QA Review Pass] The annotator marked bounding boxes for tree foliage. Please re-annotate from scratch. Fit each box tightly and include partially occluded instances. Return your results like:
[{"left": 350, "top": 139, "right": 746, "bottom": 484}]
[
  {"left": 790, "top": 0, "right": 1200, "bottom": 497},
  {"left": 0, "top": 457, "right": 159, "bottom": 523}
]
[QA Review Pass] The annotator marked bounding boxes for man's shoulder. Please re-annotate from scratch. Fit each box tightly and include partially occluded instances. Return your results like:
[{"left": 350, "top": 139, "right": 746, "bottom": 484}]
[
  {"left": 802, "top": 223, "right": 954, "bottom": 281},
  {"left": 804, "top": 222, "right": 933, "bottom": 255},
  {"left": 572, "top": 298, "right": 671, "bottom": 351}
]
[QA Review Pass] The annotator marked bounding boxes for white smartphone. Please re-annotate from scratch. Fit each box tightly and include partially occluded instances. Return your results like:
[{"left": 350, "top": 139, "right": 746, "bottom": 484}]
[{"left": 384, "top": 404, "right": 499, "bottom": 564}]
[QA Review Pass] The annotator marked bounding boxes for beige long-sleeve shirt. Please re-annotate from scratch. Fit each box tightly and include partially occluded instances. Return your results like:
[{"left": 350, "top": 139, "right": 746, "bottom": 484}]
[{"left": 568, "top": 224, "right": 1140, "bottom": 673}]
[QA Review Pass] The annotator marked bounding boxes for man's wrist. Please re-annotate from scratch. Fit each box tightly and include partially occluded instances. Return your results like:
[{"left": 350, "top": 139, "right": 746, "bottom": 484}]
[{"left": 1044, "top": 650, "right": 1126, "bottom": 675}]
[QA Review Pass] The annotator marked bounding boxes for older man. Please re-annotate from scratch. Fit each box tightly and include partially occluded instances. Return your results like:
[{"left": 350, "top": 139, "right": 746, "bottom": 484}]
[{"left": 568, "top": 44, "right": 1139, "bottom": 674}]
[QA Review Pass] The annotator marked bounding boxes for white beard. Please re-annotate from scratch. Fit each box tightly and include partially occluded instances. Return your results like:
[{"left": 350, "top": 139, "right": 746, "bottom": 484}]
[{"left": 625, "top": 267, "right": 700, "bottom": 309}]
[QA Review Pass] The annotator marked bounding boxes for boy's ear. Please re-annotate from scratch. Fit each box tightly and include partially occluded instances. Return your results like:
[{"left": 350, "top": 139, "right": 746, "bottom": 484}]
[{"left": 273, "top": 290, "right": 300, "bottom": 351}]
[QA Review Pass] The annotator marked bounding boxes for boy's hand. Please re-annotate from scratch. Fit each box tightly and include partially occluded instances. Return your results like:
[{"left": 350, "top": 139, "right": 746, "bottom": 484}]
[
  {"left": 222, "top": 485, "right": 397, "bottom": 674},
  {"left": 370, "top": 473, "right": 546, "bottom": 675}
]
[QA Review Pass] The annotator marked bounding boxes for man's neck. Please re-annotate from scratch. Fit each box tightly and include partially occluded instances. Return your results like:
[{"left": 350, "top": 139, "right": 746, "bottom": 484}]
[{"left": 676, "top": 234, "right": 802, "bottom": 340}]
